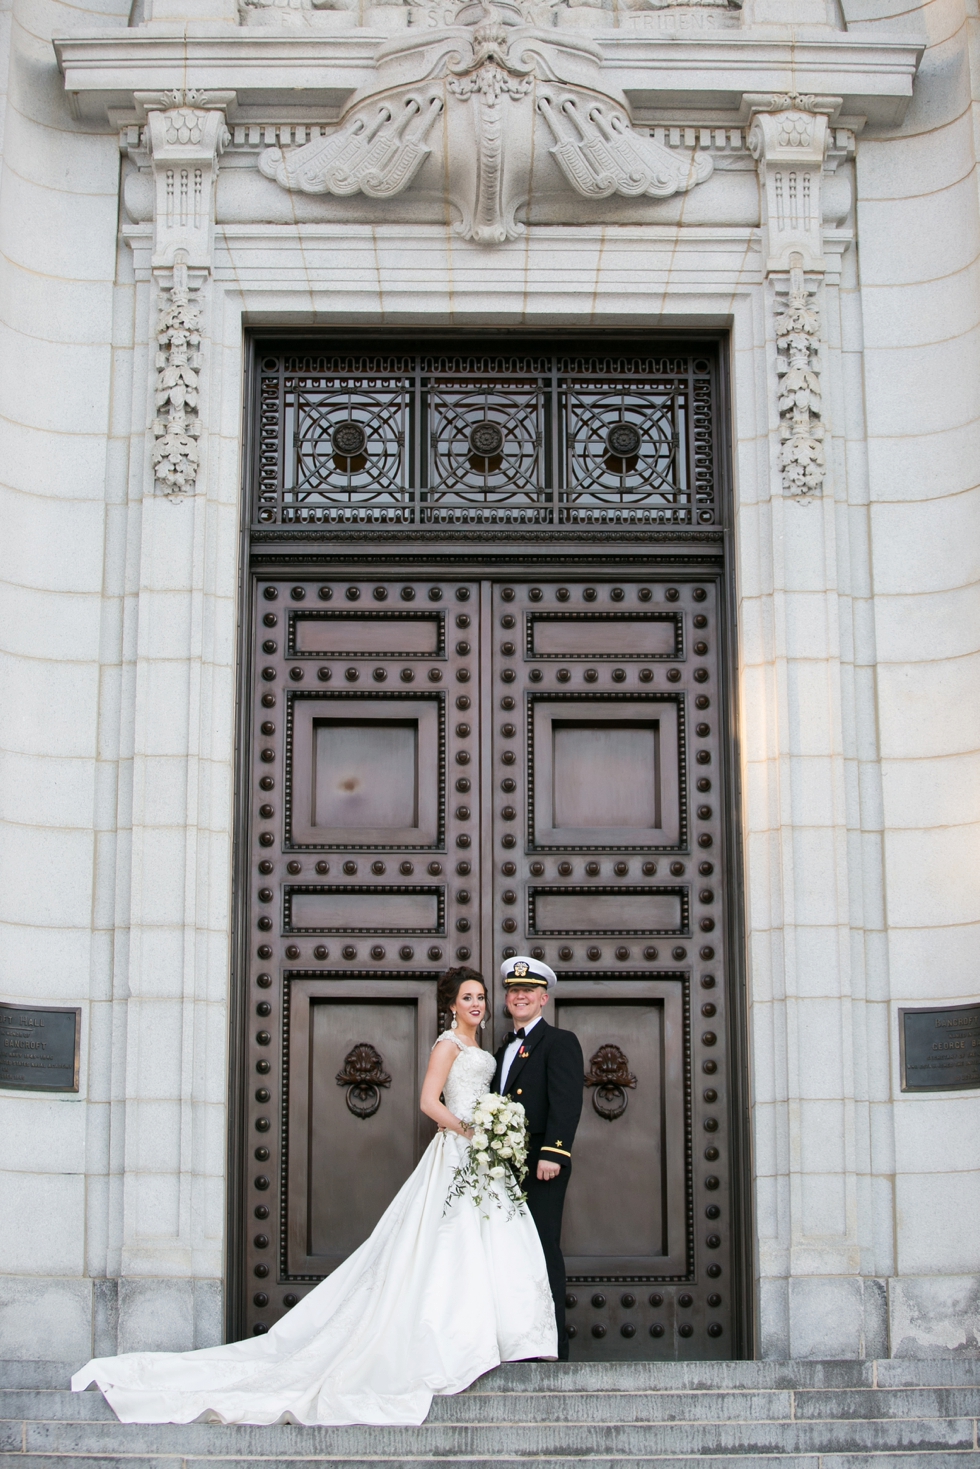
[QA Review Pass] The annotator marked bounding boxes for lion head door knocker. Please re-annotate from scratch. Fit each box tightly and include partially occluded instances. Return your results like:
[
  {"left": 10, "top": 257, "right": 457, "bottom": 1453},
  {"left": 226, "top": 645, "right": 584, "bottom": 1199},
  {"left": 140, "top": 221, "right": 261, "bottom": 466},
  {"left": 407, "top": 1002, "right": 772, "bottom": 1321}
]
[
  {"left": 336, "top": 1043, "right": 392, "bottom": 1119},
  {"left": 584, "top": 1044, "right": 637, "bottom": 1122}
]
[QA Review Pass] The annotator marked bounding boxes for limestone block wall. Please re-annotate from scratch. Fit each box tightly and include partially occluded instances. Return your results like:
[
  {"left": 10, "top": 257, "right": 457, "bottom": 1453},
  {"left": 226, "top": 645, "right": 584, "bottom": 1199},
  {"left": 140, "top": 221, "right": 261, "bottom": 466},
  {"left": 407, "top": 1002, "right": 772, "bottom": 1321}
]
[
  {"left": 0, "top": 0, "right": 230, "bottom": 1361},
  {"left": 845, "top": 0, "right": 980, "bottom": 1356}
]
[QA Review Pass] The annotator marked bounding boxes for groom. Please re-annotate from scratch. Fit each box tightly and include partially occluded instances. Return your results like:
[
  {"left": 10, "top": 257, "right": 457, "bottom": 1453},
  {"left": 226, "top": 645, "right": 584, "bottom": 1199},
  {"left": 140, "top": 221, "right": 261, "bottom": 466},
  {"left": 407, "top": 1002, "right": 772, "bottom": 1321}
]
[{"left": 492, "top": 956, "right": 583, "bottom": 1360}]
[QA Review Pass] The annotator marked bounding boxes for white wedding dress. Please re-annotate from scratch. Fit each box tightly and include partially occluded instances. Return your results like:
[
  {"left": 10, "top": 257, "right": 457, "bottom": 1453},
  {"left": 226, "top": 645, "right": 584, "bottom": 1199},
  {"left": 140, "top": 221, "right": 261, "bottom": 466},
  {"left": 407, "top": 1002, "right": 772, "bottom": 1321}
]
[{"left": 71, "top": 1033, "right": 557, "bottom": 1425}]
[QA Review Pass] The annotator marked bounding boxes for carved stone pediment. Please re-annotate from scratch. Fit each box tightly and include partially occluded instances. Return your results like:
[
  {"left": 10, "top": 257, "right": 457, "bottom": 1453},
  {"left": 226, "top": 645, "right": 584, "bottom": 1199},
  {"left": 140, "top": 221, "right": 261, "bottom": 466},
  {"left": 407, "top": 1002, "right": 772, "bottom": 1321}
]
[{"left": 258, "top": 2, "right": 712, "bottom": 243}]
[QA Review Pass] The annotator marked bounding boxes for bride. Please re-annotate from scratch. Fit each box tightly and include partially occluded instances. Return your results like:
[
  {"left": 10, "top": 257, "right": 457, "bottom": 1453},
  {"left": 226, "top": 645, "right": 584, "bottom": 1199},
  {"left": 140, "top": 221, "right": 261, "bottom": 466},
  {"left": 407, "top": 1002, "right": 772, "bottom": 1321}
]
[{"left": 71, "top": 966, "right": 557, "bottom": 1426}]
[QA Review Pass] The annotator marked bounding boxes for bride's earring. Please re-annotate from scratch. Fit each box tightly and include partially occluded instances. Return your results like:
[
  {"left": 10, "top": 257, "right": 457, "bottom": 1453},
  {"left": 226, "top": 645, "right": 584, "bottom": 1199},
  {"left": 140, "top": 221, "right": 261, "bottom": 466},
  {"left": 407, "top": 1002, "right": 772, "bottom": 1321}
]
[
  {"left": 480, "top": 1018, "right": 486, "bottom": 1030},
  {"left": 450, "top": 1011, "right": 458, "bottom": 1030}
]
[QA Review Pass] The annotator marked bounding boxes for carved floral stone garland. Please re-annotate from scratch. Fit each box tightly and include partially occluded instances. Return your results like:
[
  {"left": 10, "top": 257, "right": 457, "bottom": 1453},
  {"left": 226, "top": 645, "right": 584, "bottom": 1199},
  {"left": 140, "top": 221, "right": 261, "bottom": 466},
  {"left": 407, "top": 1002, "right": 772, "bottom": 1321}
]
[
  {"left": 775, "top": 258, "right": 824, "bottom": 498},
  {"left": 152, "top": 256, "right": 203, "bottom": 493}
]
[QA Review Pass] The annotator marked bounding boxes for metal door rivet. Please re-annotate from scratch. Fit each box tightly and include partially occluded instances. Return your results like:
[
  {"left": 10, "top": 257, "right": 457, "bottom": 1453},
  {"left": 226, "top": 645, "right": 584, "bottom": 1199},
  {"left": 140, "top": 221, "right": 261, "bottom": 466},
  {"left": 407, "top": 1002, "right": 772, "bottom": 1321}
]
[
  {"left": 644, "top": 946, "right": 658, "bottom": 960},
  {"left": 400, "top": 862, "right": 414, "bottom": 875},
  {"left": 672, "top": 946, "right": 687, "bottom": 960},
  {"left": 401, "top": 587, "right": 415, "bottom": 601},
  {"left": 559, "top": 946, "right": 572, "bottom": 960},
  {"left": 314, "top": 945, "right": 328, "bottom": 960},
  {"left": 428, "top": 946, "right": 443, "bottom": 961},
  {"left": 400, "top": 945, "right": 414, "bottom": 960},
  {"left": 650, "top": 1323, "right": 664, "bottom": 1337},
  {"left": 401, "top": 668, "right": 414, "bottom": 682}
]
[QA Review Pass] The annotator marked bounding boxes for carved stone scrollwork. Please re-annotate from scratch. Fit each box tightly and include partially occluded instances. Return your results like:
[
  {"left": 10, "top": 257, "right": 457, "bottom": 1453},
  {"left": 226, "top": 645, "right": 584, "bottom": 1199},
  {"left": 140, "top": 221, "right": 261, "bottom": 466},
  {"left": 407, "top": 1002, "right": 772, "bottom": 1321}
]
[
  {"left": 539, "top": 95, "right": 712, "bottom": 201},
  {"left": 258, "top": 2, "right": 712, "bottom": 245},
  {"left": 584, "top": 1043, "right": 637, "bottom": 1121},
  {"left": 775, "top": 257, "right": 824, "bottom": 499},
  {"left": 152, "top": 258, "right": 204, "bottom": 495},
  {"left": 336, "top": 1042, "right": 393, "bottom": 1118}
]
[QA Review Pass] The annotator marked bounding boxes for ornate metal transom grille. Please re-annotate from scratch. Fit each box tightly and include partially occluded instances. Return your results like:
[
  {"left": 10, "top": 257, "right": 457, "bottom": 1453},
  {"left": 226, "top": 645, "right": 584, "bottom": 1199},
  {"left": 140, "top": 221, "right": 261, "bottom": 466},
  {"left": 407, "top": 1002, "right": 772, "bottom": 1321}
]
[{"left": 253, "top": 348, "right": 718, "bottom": 528}]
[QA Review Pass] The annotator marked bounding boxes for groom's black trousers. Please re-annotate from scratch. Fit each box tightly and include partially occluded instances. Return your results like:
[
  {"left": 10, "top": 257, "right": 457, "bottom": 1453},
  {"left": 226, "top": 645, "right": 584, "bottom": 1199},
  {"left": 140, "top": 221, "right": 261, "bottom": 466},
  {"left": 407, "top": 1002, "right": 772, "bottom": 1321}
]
[{"left": 524, "top": 1137, "right": 571, "bottom": 1360}]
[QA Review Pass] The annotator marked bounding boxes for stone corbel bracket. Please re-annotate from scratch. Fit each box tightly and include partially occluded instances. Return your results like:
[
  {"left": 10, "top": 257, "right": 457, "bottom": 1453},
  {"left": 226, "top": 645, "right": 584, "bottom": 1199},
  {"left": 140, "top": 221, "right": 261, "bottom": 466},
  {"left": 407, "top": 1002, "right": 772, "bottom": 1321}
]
[
  {"left": 746, "top": 92, "right": 849, "bottom": 276},
  {"left": 134, "top": 89, "right": 234, "bottom": 269}
]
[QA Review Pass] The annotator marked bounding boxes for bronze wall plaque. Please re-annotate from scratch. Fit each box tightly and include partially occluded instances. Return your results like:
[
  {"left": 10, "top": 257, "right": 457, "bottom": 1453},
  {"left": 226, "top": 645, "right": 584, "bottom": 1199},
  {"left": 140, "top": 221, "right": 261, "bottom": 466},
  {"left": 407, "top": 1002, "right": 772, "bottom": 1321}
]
[
  {"left": 0, "top": 1003, "right": 81, "bottom": 1092},
  {"left": 899, "top": 1003, "right": 980, "bottom": 1093}
]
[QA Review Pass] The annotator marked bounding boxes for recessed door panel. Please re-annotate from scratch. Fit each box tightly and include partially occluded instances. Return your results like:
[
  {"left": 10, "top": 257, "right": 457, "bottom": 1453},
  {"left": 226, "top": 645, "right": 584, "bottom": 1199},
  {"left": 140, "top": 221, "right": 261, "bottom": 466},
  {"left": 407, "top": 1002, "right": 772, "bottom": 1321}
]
[
  {"left": 294, "top": 614, "right": 443, "bottom": 656},
  {"left": 289, "top": 696, "right": 441, "bottom": 847},
  {"left": 555, "top": 990, "right": 686, "bottom": 1271},
  {"left": 285, "top": 981, "right": 436, "bottom": 1276},
  {"left": 531, "top": 698, "right": 681, "bottom": 847}
]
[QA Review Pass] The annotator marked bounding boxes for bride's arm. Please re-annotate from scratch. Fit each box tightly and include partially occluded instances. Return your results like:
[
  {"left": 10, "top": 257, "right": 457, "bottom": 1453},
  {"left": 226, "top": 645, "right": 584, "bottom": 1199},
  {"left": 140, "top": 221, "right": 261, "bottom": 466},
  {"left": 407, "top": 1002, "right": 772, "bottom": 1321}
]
[{"left": 420, "top": 1041, "right": 473, "bottom": 1137}]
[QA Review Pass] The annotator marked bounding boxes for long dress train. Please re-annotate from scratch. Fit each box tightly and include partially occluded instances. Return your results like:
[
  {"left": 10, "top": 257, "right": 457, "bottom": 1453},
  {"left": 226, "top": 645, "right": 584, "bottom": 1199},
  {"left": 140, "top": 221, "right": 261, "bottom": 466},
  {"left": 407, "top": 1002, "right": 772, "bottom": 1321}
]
[{"left": 71, "top": 1033, "right": 556, "bottom": 1425}]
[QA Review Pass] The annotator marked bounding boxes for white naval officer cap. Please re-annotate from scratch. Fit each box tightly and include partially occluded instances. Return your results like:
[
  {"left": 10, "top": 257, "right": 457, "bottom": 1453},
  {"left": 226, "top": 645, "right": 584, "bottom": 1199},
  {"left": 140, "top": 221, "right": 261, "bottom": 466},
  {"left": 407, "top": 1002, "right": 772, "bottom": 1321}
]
[{"left": 499, "top": 955, "right": 557, "bottom": 992}]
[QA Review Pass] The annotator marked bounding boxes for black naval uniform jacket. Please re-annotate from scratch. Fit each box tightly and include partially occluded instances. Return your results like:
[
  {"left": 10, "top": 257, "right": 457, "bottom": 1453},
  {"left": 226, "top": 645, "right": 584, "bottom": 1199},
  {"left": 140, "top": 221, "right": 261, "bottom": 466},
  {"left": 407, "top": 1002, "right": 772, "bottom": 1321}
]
[{"left": 491, "top": 1017, "right": 584, "bottom": 1168}]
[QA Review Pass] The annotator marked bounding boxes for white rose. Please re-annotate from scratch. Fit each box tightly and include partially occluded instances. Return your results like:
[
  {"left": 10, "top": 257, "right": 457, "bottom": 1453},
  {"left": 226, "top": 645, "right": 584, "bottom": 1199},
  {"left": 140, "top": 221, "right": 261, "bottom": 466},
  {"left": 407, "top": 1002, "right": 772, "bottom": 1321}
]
[
  {"left": 498, "top": 1146, "right": 512, "bottom": 1158},
  {"left": 472, "top": 1131, "right": 488, "bottom": 1149},
  {"left": 489, "top": 1166, "right": 506, "bottom": 1178},
  {"left": 476, "top": 1151, "right": 490, "bottom": 1166},
  {"left": 493, "top": 1122, "right": 507, "bottom": 1134}
]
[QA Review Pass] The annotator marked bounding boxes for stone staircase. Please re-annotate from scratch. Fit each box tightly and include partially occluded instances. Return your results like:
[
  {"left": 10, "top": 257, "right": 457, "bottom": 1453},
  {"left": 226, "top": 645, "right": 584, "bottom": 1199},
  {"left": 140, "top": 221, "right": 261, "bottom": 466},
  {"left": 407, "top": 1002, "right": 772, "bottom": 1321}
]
[{"left": 1, "top": 1356, "right": 979, "bottom": 1466}]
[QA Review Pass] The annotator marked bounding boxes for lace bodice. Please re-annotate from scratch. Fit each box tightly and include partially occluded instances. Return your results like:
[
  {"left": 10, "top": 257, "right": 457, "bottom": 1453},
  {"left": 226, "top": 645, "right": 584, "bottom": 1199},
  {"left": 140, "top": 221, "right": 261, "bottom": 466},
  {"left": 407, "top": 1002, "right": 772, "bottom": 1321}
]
[{"left": 436, "top": 1033, "right": 496, "bottom": 1124}]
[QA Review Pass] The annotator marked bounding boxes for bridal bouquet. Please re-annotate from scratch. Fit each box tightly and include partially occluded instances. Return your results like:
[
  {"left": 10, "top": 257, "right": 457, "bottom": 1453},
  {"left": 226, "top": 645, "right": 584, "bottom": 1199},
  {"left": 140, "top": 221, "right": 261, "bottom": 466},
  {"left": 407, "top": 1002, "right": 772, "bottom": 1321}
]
[{"left": 445, "top": 1093, "right": 529, "bottom": 1218}]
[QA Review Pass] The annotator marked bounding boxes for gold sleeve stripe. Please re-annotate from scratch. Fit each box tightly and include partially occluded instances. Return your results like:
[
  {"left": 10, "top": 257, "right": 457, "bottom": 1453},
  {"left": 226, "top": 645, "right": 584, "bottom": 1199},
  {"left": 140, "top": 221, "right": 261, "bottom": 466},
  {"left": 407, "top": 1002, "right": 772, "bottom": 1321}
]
[{"left": 540, "top": 1146, "right": 571, "bottom": 1157}]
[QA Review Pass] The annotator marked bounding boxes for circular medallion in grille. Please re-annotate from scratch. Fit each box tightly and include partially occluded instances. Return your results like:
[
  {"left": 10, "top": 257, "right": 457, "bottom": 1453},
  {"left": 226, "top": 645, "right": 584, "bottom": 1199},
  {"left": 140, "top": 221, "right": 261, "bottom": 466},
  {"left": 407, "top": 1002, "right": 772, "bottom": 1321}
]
[
  {"left": 606, "top": 422, "right": 642, "bottom": 459},
  {"left": 331, "top": 421, "right": 368, "bottom": 458},
  {"left": 468, "top": 421, "right": 505, "bottom": 458}
]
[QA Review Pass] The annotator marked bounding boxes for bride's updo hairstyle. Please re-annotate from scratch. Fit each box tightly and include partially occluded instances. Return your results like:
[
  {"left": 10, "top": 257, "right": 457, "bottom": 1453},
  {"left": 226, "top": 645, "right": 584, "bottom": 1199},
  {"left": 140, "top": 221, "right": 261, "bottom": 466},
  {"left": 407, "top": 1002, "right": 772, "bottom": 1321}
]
[{"left": 437, "top": 966, "right": 487, "bottom": 1030}]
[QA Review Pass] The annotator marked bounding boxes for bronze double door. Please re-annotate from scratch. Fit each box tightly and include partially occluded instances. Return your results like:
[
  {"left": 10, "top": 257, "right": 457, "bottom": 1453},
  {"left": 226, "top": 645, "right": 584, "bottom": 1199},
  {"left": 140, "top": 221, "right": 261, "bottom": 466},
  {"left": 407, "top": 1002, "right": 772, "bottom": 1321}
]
[{"left": 237, "top": 569, "right": 741, "bottom": 1358}]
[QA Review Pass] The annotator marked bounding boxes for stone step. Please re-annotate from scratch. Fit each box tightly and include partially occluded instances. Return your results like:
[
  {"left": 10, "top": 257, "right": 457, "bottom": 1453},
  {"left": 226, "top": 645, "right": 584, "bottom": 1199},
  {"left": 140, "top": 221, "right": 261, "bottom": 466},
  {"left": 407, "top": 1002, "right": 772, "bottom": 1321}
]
[
  {"left": 1, "top": 1359, "right": 977, "bottom": 1467},
  {"left": 6, "top": 1358, "right": 980, "bottom": 1393},
  {"left": 2, "top": 1453, "right": 980, "bottom": 1469},
  {"left": 1, "top": 1411, "right": 977, "bottom": 1458},
  {"left": 9, "top": 1385, "right": 979, "bottom": 1426},
  {"left": 11, "top": 1460, "right": 980, "bottom": 1469}
]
